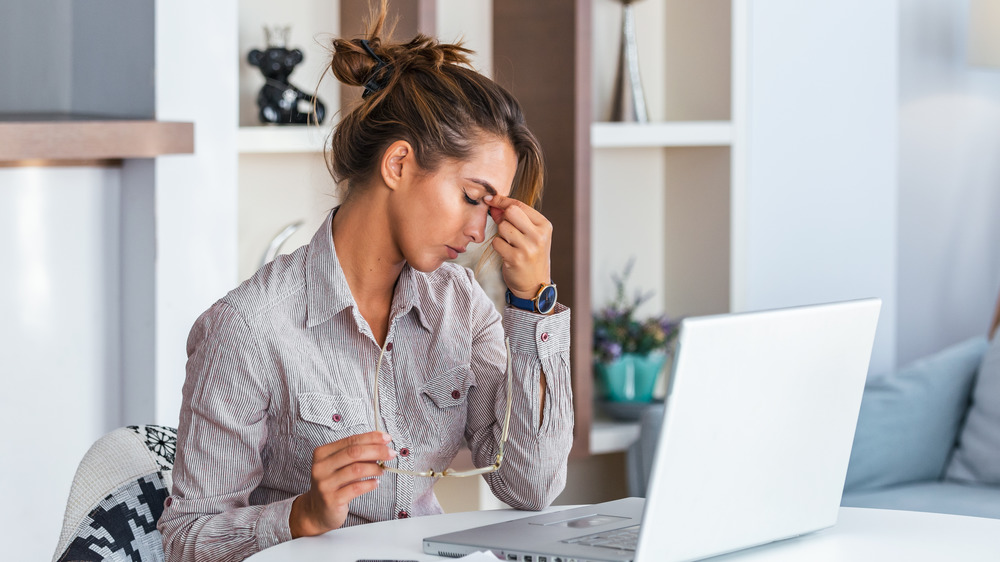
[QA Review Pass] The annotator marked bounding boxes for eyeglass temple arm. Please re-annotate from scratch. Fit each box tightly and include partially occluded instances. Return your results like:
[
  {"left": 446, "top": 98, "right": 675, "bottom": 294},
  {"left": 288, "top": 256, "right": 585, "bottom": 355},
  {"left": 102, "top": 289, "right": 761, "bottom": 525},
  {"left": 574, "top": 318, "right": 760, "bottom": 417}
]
[{"left": 495, "top": 337, "right": 513, "bottom": 465}]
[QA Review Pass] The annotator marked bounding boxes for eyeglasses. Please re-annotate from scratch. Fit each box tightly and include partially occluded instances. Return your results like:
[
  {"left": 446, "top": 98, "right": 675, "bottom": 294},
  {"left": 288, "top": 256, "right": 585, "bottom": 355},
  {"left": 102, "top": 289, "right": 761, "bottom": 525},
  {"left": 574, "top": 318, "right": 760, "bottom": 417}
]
[{"left": 373, "top": 337, "right": 513, "bottom": 478}]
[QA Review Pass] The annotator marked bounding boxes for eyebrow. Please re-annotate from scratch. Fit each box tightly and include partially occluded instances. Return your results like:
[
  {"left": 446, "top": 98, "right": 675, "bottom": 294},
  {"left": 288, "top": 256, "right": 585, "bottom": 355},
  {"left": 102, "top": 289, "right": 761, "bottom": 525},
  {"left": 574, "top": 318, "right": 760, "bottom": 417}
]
[{"left": 465, "top": 177, "right": 497, "bottom": 196}]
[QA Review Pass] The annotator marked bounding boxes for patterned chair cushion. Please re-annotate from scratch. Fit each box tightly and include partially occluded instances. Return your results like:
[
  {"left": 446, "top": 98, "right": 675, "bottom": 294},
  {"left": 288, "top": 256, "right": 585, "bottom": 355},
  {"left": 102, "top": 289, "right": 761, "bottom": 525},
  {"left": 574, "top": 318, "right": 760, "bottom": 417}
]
[
  {"left": 53, "top": 425, "right": 177, "bottom": 562},
  {"left": 56, "top": 474, "right": 169, "bottom": 562}
]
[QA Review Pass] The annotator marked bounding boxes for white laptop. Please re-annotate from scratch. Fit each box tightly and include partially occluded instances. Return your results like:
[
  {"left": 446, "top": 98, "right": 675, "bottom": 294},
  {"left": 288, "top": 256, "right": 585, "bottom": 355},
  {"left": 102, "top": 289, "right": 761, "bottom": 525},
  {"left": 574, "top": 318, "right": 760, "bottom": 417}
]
[{"left": 424, "top": 298, "right": 882, "bottom": 562}]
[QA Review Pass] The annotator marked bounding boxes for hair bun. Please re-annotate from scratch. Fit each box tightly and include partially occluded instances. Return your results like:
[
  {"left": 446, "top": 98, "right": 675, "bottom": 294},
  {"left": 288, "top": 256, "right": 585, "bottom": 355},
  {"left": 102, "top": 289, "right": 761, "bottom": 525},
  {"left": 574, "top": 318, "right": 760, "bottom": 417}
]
[
  {"left": 330, "top": 36, "right": 389, "bottom": 93},
  {"left": 329, "top": 0, "right": 475, "bottom": 103},
  {"left": 330, "top": 33, "right": 474, "bottom": 98}
]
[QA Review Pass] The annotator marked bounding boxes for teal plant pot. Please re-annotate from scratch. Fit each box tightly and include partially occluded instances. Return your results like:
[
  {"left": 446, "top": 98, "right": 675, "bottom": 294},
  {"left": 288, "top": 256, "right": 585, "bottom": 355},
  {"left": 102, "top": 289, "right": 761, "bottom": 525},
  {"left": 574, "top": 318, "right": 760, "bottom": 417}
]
[{"left": 595, "top": 352, "right": 667, "bottom": 403}]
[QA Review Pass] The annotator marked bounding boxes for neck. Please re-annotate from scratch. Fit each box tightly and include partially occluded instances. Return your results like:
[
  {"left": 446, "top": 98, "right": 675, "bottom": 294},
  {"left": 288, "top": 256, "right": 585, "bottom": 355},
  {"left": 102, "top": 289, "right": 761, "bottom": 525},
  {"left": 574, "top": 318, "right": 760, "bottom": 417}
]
[{"left": 331, "top": 190, "right": 404, "bottom": 307}]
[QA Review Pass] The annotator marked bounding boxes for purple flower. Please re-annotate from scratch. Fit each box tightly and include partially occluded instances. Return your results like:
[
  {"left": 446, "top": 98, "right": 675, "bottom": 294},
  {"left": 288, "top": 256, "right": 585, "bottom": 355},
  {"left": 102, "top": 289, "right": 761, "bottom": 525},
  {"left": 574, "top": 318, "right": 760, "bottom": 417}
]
[
  {"left": 659, "top": 316, "right": 679, "bottom": 336},
  {"left": 593, "top": 260, "right": 680, "bottom": 365}
]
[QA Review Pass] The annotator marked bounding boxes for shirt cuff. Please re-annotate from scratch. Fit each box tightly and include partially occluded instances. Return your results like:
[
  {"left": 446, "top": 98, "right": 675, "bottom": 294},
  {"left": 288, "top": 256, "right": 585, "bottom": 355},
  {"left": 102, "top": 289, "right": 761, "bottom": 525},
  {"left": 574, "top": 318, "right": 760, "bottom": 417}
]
[
  {"left": 255, "top": 495, "right": 296, "bottom": 553},
  {"left": 502, "top": 303, "right": 570, "bottom": 358}
]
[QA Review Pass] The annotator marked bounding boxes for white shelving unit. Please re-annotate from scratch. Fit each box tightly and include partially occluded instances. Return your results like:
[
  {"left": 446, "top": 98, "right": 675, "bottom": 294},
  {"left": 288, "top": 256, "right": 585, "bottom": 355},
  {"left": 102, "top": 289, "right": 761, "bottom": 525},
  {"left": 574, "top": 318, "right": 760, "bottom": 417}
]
[
  {"left": 587, "top": 0, "right": 735, "bottom": 457},
  {"left": 590, "top": 419, "right": 642, "bottom": 455},
  {"left": 237, "top": 126, "right": 331, "bottom": 154},
  {"left": 591, "top": 121, "right": 733, "bottom": 148}
]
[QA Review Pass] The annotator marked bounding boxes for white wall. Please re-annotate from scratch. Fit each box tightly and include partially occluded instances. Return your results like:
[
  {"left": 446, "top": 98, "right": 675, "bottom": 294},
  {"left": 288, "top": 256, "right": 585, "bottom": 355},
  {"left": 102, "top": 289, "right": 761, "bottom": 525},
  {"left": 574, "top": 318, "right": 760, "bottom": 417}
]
[
  {"left": 736, "top": 0, "right": 899, "bottom": 375},
  {"left": 0, "top": 166, "right": 123, "bottom": 561},
  {"left": 145, "top": 0, "right": 239, "bottom": 427},
  {"left": 897, "top": 0, "right": 1000, "bottom": 365}
]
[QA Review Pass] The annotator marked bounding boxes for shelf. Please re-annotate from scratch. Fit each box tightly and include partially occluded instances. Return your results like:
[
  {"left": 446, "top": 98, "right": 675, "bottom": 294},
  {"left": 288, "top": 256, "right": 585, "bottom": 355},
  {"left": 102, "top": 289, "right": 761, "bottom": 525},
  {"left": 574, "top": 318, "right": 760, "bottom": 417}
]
[
  {"left": 591, "top": 121, "right": 733, "bottom": 148},
  {"left": 239, "top": 121, "right": 734, "bottom": 153},
  {"left": 0, "top": 114, "right": 193, "bottom": 162},
  {"left": 589, "top": 418, "right": 641, "bottom": 455},
  {"left": 238, "top": 125, "right": 331, "bottom": 154}
]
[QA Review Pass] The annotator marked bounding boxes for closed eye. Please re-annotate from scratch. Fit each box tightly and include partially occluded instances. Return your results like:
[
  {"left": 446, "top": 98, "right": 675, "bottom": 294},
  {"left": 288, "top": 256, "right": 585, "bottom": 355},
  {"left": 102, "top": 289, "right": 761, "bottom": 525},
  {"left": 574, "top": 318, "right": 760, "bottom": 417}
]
[{"left": 463, "top": 191, "right": 480, "bottom": 206}]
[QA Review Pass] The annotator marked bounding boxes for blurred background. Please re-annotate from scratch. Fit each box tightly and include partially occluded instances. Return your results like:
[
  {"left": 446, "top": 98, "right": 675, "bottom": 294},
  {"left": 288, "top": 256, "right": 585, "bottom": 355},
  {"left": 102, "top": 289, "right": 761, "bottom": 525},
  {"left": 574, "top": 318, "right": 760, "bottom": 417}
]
[{"left": 1, "top": 1, "right": 998, "bottom": 560}]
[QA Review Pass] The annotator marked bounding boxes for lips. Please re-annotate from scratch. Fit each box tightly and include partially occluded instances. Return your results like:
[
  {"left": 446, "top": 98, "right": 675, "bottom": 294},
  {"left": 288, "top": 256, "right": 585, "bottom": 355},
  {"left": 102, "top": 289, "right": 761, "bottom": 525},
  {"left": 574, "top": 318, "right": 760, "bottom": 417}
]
[{"left": 446, "top": 245, "right": 466, "bottom": 259}]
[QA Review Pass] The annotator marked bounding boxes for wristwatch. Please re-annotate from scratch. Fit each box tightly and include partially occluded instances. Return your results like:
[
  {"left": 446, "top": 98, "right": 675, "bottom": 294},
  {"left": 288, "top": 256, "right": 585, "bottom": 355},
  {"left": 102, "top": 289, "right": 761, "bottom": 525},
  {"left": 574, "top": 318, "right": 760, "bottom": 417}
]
[{"left": 505, "top": 283, "right": 558, "bottom": 315}]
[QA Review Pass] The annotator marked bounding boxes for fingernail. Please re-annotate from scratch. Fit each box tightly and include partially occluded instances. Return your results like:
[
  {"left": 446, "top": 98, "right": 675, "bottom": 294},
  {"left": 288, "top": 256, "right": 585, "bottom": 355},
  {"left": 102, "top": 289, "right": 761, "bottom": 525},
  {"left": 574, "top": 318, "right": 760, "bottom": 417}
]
[
  {"left": 484, "top": 195, "right": 494, "bottom": 202},
  {"left": 387, "top": 449, "right": 398, "bottom": 458},
  {"left": 381, "top": 432, "right": 392, "bottom": 443}
]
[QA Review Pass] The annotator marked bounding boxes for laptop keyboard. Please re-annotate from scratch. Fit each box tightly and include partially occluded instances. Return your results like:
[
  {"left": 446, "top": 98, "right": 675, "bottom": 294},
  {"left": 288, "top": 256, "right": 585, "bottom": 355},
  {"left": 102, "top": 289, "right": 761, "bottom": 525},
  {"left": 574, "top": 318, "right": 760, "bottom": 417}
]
[{"left": 563, "top": 525, "right": 640, "bottom": 551}]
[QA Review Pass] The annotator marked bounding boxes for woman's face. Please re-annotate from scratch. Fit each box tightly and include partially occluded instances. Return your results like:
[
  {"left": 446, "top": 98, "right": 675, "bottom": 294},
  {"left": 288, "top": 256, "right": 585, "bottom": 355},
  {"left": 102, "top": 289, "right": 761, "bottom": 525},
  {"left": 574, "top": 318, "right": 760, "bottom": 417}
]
[{"left": 390, "top": 137, "right": 517, "bottom": 272}]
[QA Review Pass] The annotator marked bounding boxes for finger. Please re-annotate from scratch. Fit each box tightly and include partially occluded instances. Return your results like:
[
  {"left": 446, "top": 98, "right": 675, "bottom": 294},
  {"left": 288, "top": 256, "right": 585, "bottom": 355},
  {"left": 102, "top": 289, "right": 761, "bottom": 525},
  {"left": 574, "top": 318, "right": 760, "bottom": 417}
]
[
  {"left": 497, "top": 221, "right": 528, "bottom": 249},
  {"left": 314, "top": 454, "right": 392, "bottom": 488},
  {"left": 331, "top": 443, "right": 398, "bottom": 468},
  {"left": 485, "top": 194, "right": 545, "bottom": 226},
  {"left": 490, "top": 235, "right": 515, "bottom": 263},
  {"left": 488, "top": 205, "right": 504, "bottom": 225},
  {"left": 315, "top": 462, "right": 384, "bottom": 499},
  {"left": 314, "top": 432, "right": 394, "bottom": 465},
  {"left": 496, "top": 205, "right": 538, "bottom": 240},
  {"left": 331, "top": 478, "right": 381, "bottom": 507},
  {"left": 334, "top": 457, "right": 386, "bottom": 485}
]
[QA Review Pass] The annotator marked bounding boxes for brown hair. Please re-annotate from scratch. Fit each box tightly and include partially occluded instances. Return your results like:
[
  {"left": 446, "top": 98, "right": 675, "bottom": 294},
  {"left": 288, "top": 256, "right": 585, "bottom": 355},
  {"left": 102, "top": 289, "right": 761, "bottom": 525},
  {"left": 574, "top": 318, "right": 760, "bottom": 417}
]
[{"left": 325, "top": 0, "right": 544, "bottom": 209}]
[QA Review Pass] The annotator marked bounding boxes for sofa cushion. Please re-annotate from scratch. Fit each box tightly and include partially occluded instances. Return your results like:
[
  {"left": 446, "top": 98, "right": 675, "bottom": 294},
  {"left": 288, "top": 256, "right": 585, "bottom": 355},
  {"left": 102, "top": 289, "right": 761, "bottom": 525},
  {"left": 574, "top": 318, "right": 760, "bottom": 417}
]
[
  {"left": 946, "top": 334, "right": 1000, "bottom": 484},
  {"left": 843, "top": 337, "right": 988, "bottom": 493},
  {"left": 842, "top": 480, "right": 1000, "bottom": 519}
]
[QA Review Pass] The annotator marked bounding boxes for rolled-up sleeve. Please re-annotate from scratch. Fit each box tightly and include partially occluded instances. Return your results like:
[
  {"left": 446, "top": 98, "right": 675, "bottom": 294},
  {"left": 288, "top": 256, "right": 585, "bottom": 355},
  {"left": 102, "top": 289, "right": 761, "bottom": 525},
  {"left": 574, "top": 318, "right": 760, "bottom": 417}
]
[
  {"left": 158, "top": 301, "right": 294, "bottom": 562},
  {"left": 464, "top": 272, "right": 574, "bottom": 510}
]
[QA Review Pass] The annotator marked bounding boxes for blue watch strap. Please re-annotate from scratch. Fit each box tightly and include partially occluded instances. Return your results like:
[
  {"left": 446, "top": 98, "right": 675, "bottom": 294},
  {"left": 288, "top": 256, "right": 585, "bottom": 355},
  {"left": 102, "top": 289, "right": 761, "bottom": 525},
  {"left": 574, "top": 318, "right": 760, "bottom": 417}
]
[
  {"left": 505, "top": 289, "right": 536, "bottom": 312},
  {"left": 505, "top": 284, "right": 558, "bottom": 315}
]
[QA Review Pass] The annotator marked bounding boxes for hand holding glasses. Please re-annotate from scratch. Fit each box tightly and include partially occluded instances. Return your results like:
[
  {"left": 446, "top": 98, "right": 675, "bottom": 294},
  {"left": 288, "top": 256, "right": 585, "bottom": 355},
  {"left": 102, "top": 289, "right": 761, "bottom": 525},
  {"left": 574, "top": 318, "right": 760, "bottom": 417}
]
[{"left": 372, "top": 337, "right": 513, "bottom": 478}]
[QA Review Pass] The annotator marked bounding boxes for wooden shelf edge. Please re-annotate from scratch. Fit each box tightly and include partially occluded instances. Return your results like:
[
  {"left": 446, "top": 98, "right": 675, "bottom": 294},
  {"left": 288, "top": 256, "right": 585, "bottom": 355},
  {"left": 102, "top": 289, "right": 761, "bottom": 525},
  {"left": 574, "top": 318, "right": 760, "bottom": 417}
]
[
  {"left": 591, "top": 121, "right": 733, "bottom": 148},
  {"left": 0, "top": 120, "right": 194, "bottom": 161}
]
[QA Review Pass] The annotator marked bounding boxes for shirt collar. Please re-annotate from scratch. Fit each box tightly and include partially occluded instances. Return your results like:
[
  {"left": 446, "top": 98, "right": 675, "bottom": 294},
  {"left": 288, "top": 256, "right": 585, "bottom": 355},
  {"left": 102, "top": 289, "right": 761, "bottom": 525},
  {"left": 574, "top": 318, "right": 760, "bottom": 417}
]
[{"left": 305, "top": 208, "right": 431, "bottom": 332}]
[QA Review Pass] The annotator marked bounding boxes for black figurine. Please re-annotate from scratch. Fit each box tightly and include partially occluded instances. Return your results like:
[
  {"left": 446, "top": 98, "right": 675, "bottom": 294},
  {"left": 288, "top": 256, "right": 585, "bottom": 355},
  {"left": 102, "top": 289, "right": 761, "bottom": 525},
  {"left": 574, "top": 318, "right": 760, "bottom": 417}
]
[{"left": 248, "top": 26, "right": 326, "bottom": 125}]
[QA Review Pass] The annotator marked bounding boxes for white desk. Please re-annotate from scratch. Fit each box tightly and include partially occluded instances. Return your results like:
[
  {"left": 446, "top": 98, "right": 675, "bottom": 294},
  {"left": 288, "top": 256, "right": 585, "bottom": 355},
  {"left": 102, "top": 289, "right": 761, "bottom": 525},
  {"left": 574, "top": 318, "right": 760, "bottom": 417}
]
[{"left": 246, "top": 506, "right": 1000, "bottom": 562}]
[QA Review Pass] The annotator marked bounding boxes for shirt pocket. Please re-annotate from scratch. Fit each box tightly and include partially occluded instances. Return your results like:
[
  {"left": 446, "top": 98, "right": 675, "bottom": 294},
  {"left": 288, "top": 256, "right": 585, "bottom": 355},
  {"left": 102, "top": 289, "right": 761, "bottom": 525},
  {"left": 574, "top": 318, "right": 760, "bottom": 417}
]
[
  {"left": 417, "top": 366, "right": 476, "bottom": 459},
  {"left": 293, "top": 392, "right": 370, "bottom": 473}
]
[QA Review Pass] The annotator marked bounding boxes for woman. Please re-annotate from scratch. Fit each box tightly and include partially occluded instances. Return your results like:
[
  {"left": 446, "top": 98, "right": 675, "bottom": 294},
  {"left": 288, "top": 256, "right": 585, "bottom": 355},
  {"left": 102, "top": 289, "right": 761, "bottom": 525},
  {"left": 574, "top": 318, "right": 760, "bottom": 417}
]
[{"left": 157, "top": 5, "right": 573, "bottom": 562}]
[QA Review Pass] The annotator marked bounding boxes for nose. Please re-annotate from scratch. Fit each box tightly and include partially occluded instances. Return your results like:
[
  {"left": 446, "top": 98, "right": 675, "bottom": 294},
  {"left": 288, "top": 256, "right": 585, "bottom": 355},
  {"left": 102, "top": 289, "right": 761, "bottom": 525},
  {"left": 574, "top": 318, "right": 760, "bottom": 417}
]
[{"left": 465, "top": 206, "right": 488, "bottom": 244}]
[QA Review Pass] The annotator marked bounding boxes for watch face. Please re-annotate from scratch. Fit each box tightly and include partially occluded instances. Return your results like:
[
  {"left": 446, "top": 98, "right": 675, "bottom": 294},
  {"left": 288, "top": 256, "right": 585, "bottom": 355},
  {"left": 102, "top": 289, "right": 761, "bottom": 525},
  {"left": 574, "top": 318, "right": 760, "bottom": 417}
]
[{"left": 537, "top": 285, "right": 557, "bottom": 314}]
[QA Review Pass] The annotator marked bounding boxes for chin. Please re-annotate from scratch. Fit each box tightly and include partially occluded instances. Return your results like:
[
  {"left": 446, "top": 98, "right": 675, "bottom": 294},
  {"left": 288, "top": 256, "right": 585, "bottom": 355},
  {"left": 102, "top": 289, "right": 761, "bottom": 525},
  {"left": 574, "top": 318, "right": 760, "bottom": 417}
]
[{"left": 407, "top": 256, "right": 446, "bottom": 273}]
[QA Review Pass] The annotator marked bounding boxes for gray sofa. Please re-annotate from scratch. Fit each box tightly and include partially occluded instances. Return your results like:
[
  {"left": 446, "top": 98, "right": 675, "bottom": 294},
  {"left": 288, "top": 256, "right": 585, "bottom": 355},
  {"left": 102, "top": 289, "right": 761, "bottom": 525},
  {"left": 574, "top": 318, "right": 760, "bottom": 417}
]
[
  {"left": 841, "top": 335, "right": 1000, "bottom": 518},
  {"left": 627, "top": 334, "right": 1000, "bottom": 519}
]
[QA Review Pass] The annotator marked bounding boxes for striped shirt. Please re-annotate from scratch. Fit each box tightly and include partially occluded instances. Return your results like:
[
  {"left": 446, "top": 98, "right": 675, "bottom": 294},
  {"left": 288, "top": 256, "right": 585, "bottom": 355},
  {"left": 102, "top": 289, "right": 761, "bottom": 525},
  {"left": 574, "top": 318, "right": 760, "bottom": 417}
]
[{"left": 157, "top": 209, "right": 574, "bottom": 562}]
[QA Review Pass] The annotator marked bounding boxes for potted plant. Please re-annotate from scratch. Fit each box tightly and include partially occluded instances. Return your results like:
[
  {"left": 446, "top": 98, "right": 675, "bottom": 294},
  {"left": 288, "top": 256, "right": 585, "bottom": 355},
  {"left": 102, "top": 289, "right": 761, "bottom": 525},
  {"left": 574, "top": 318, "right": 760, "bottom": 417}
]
[{"left": 593, "top": 261, "right": 679, "bottom": 406}]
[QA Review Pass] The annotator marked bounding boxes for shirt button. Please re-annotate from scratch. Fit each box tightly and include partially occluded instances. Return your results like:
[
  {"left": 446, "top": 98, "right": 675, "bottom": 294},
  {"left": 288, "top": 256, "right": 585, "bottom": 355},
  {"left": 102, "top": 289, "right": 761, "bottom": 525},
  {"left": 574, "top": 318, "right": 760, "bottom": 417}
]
[
  {"left": 451, "top": 390, "right": 461, "bottom": 400},
  {"left": 332, "top": 413, "right": 342, "bottom": 423},
  {"left": 398, "top": 510, "right": 409, "bottom": 518},
  {"left": 540, "top": 332, "right": 550, "bottom": 343},
  {"left": 164, "top": 496, "right": 173, "bottom": 508},
  {"left": 386, "top": 342, "right": 393, "bottom": 352},
  {"left": 399, "top": 447, "right": 410, "bottom": 457}
]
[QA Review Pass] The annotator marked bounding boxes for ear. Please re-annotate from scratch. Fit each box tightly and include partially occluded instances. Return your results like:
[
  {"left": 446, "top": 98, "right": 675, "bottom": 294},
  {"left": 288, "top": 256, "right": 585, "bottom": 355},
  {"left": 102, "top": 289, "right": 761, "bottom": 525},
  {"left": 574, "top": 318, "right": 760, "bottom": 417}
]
[
  {"left": 290, "top": 49, "right": 304, "bottom": 65},
  {"left": 380, "top": 140, "right": 414, "bottom": 192},
  {"left": 248, "top": 49, "right": 263, "bottom": 66}
]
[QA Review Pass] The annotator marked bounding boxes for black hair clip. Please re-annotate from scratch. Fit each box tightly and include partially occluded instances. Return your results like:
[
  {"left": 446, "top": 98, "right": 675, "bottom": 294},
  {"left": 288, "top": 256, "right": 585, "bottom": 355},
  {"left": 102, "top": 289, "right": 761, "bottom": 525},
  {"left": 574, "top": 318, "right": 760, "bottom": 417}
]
[{"left": 360, "top": 39, "right": 390, "bottom": 98}]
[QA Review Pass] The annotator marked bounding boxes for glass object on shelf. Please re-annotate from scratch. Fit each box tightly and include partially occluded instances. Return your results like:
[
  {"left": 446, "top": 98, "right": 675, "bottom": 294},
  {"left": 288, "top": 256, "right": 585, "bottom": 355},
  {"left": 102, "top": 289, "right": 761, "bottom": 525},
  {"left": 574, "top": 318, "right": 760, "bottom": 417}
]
[
  {"left": 611, "top": 0, "right": 648, "bottom": 122},
  {"left": 260, "top": 220, "right": 304, "bottom": 268},
  {"left": 247, "top": 26, "right": 327, "bottom": 125}
]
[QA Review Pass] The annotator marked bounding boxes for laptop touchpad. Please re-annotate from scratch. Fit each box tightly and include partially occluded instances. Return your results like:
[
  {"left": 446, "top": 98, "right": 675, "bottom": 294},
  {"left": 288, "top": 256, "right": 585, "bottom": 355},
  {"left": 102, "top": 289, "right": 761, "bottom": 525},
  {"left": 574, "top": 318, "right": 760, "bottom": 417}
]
[{"left": 531, "top": 514, "right": 630, "bottom": 528}]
